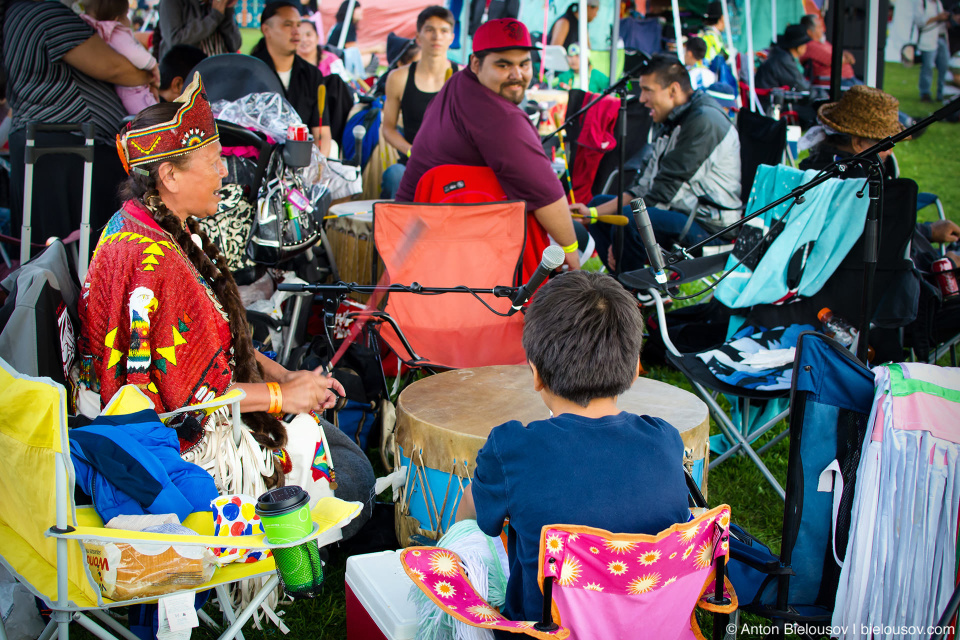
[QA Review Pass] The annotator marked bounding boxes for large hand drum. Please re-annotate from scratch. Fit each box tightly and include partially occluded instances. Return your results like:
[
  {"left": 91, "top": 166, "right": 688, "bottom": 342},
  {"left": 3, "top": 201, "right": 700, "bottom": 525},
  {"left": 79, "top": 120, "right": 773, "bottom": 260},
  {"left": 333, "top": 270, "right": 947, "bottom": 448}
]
[
  {"left": 324, "top": 199, "right": 386, "bottom": 301},
  {"left": 393, "top": 365, "right": 710, "bottom": 546}
]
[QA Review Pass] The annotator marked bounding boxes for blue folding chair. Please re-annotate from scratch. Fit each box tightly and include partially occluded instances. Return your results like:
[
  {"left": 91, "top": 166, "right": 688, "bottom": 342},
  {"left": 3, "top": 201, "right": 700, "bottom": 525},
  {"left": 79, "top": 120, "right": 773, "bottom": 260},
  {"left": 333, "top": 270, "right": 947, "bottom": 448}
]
[{"left": 726, "top": 331, "right": 874, "bottom": 631}]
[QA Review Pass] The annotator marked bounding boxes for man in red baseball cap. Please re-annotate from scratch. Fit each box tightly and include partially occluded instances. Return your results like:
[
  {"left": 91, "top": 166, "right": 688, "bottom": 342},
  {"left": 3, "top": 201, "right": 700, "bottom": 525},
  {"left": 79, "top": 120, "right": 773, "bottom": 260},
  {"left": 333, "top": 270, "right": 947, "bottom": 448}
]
[{"left": 396, "top": 18, "right": 581, "bottom": 272}]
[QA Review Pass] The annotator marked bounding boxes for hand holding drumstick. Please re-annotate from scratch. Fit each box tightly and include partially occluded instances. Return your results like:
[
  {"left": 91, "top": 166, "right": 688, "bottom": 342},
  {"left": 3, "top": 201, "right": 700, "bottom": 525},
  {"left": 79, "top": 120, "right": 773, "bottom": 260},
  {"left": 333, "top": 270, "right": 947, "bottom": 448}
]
[{"left": 569, "top": 202, "right": 629, "bottom": 226}]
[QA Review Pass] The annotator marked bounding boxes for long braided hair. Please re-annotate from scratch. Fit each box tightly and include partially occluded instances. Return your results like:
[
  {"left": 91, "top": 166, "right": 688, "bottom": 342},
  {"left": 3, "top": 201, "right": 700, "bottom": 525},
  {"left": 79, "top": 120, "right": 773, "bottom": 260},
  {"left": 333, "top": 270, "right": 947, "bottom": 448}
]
[{"left": 119, "top": 103, "right": 286, "bottom": 483}]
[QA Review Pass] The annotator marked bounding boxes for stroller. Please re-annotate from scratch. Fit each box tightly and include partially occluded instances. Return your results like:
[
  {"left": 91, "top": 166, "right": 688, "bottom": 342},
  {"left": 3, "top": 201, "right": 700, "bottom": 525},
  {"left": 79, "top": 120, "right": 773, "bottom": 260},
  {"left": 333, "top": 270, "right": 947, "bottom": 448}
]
[{"left": 190, "top": 55, "right": 341, "bottom": 365}]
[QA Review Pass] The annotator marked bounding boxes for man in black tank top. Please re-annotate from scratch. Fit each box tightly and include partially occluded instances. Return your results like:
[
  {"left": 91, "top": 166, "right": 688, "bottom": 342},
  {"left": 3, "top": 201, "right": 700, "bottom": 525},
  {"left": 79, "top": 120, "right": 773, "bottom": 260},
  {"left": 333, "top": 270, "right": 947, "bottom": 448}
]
[
  {"left": 380, "top": 5, "right": 458, "bottom": 198},
  {"left": 548, "top": 0, "right": 599, "bottom": 50}
]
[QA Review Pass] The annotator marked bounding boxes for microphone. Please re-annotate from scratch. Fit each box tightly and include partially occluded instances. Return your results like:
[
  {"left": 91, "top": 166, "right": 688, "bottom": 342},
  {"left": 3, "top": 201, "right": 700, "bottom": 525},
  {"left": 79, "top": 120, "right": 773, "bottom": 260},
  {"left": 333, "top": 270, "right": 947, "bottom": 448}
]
[
  {"left": 352, "top": 125, "right": 366, "bottom": 167},
  {"left": 508, "top": 245, "right": 565, "bottom": 315},
  {"left": 630, "top": 197, "right": 668, "bottom": 290}
]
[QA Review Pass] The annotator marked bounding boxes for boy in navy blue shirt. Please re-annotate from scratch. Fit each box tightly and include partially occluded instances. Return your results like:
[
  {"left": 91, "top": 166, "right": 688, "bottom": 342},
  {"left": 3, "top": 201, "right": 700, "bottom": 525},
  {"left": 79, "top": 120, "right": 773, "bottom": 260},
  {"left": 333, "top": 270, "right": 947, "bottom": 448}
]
[{"left": 456, "top": 271, "right": 691, "bottom": 623}]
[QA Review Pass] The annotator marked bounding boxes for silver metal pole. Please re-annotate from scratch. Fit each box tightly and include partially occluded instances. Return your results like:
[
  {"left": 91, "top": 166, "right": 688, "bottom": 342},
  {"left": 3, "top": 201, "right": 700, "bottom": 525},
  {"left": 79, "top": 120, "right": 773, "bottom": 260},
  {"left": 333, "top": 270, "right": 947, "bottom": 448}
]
[
  {"left": 609, "top": 11, "right": 620, "bottom": 88},
  {"left": 79, "top": 133, "right": 94, "bottom": 281},
  {"left": 337, "top": 0, "right": 356, "bottom": 50},
  {"left": 578, "top": 0, "right": 589, "bottom": 89},
  {"left": 672, "top": 0, "right": 684, "bottom": 63},
  {"left": 771, "top": 0, "right": 778, "bottom": 43},
  {"left": 719, "top": 0, "right": 741, "bottom": 108},
  {"left": 744, "top": 0, "right": 763, "bottom": 113},
  {"left": 866, "top": 0, "right": 879, "bottom": 86},
  {"left": 21, "top": 140, "right": 35, "bottom": 265},
  {"left": 216, "top": 575, "right": 280, "bottom": 640}
]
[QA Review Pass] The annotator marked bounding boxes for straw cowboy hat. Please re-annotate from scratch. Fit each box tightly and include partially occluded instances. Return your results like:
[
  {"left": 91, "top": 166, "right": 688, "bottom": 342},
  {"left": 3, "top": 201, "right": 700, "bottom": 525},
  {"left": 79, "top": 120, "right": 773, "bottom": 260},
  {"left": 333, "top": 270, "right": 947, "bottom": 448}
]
[{"left": 817, "top": 85, "right": 905, "bottom": 140}]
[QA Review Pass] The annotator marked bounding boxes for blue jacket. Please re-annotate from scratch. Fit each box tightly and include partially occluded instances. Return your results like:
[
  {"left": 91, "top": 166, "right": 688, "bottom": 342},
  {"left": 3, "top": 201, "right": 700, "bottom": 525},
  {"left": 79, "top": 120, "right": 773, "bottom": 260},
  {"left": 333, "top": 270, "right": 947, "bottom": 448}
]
[{"left": 70, "top": 410, "right": 218, "bottom": 523}]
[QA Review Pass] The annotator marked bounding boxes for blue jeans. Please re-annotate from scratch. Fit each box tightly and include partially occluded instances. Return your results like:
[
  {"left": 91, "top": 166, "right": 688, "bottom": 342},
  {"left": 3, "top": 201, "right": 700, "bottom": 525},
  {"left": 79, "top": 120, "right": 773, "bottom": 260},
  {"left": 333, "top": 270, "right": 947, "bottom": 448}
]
[
  {"left": 588, "top": 195, "right": 722, "bottom": 274},
  {"left": 919, "top": 36, "right": 949, "bottom": 100},
  {"left": 380, "top": 163, "right": 406, "bottom": 199}
]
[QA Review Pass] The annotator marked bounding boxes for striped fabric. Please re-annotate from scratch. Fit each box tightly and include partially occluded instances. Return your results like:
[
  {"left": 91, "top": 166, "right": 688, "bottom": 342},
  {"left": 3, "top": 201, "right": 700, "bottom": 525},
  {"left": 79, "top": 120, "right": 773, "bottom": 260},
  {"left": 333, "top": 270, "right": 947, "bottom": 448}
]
[{"left": 4, "top": 0, "right": 127, "bottom": 143}]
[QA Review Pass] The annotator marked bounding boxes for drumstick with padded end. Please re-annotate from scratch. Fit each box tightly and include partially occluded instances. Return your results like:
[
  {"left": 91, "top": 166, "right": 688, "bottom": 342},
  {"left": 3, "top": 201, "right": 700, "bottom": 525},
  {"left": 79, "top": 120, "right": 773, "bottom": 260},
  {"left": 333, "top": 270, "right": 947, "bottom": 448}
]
[
  {"left": 323, "top": 211, "right": 369, "bottom": 219},
  {"left": 570, "top": 213, "right": 630, "bottom": 225}
]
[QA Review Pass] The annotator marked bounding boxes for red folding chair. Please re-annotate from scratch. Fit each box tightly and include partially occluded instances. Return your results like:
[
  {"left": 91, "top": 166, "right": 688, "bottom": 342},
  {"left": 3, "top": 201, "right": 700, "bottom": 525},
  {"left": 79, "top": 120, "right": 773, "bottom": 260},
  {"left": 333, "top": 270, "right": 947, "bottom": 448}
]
[
  {"left": 371, "top": 200, "right": 528, "bottom": 370},
  {"left": 413, "top": 165, "right": 551, "bottom": 283}
]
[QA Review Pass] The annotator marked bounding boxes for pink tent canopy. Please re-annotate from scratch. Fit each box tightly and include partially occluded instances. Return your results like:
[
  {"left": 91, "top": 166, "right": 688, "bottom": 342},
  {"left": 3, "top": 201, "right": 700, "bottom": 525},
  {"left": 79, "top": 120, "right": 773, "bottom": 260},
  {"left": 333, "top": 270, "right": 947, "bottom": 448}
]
[{"left": 319, "top": 0, "right": 433, "bottom": 59}]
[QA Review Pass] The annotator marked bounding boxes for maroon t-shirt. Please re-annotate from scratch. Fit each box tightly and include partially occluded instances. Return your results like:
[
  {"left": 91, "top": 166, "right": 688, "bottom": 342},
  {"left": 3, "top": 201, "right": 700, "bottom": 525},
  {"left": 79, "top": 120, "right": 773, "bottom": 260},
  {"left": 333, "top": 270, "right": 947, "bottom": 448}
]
[{"left": 395, "top": 68, "right": 565, "bottom": 211}]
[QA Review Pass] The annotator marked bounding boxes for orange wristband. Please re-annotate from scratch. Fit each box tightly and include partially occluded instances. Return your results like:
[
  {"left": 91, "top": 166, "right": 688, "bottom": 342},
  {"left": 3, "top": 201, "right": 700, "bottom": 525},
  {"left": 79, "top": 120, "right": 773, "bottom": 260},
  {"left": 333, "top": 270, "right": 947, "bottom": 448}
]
[{"left": 266, "top": 382, "right": 283, "bottom": 414}]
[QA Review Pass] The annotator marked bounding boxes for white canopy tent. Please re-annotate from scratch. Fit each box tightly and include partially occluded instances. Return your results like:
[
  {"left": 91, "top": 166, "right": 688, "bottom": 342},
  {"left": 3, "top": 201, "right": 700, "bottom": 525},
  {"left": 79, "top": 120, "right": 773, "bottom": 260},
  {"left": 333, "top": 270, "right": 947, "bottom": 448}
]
[{"left": 442, "top": 0, "right": 885, "bottom": 104}]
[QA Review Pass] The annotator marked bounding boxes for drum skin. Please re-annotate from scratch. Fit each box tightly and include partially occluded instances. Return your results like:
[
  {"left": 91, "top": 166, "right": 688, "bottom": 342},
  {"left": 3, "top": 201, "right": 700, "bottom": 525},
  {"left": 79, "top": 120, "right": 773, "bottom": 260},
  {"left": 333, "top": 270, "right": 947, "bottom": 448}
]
[{"left": 393, "top": 365, "right": 710, "bottom": 545}]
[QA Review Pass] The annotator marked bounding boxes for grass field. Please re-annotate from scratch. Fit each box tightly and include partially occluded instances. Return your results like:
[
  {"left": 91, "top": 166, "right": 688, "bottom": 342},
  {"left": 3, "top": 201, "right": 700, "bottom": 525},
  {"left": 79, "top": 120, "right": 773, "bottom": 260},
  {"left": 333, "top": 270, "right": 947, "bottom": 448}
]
[{"left": 77, "top": 61, "right": 958, "bottom": 640}]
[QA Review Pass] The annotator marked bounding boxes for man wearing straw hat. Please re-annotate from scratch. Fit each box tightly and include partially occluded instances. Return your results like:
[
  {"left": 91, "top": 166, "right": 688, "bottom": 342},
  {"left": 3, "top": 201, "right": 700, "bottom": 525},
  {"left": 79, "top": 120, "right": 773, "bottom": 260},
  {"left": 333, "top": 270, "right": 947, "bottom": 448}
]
[{"left": 799, "top": 84, "right": 960, "bottom": 261}]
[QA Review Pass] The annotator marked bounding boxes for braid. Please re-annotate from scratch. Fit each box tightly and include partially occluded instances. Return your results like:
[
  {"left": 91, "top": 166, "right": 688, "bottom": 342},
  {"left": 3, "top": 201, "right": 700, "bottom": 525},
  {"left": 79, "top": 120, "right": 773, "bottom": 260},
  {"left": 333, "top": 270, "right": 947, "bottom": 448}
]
[{"left": 120, "top": 165, "right": 288, "bottom": 481}]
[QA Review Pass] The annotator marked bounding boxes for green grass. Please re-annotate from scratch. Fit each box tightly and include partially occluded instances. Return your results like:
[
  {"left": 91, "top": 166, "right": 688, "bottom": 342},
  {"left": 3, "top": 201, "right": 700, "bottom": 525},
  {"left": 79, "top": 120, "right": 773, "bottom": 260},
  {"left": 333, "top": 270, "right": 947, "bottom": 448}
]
[{"left": 76, "top": 62, "right": 959, "bottom": 640}]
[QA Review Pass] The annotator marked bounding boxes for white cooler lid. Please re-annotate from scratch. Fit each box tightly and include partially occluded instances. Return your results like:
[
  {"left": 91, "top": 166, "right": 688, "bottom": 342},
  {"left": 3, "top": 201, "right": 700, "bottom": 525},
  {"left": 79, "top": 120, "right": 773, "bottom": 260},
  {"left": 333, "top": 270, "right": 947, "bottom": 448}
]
[{"left": 345, "top": 550, "right": 419, "bottom": 639}]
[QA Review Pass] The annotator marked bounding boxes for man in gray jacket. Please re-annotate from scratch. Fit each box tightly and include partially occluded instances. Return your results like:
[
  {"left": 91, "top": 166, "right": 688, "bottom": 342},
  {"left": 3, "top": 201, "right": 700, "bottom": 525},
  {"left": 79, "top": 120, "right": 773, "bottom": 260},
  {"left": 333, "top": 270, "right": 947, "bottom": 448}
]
[{"left": 572, "top": 54, "right": 741, "bottom": 273}]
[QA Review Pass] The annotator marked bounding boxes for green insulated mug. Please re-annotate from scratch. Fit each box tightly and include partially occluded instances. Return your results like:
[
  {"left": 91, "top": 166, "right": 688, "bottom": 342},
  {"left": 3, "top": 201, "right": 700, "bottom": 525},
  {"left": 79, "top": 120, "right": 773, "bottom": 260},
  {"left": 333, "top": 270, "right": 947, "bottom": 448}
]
[{"left": 256, "top": 486, "right": 323, "bottom": 598}]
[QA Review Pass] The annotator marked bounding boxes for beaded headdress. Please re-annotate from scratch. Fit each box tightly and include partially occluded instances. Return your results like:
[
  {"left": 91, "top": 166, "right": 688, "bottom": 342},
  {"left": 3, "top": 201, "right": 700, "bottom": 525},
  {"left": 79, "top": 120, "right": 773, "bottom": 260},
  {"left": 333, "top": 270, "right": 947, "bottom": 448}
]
[{"left": 116, "top": 72, "right": 219, "bottom": 174}]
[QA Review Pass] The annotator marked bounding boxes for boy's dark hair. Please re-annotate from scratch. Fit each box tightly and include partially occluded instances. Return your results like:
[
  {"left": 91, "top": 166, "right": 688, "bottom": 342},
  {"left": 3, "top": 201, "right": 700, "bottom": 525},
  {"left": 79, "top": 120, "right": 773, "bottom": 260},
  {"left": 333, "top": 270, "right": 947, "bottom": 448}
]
[
  {"left": 641, "top": 53, "right": 692, "bottom": 94},
  {"left": 159, "top": 45, "right": 207, "bottom": 90},
  {"left": 800, "top": 14, "right": 818, "bottom": 32},
  {"left": 686, "top": 36, "right": 707, "bottom": 61},
  {"left": 86, "top": 0, "right": 129, "bottom": 22},
  {"left": 522, "top": 271, "right": 643, "bottom": 407},
  {"left": 417, "top": 5, "right": 455, "bottom": 31}
]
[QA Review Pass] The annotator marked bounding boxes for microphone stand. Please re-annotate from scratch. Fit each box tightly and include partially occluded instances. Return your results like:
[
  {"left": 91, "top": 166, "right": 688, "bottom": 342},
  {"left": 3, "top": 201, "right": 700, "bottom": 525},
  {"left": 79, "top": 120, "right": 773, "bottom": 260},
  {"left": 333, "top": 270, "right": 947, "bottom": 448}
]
[
  {"left": 542, "top": 56, "right": 648, "bottom": 272},
  {"left": 542, "top": 55, "right": 649, "bottom": 143},
  {"left": 277, "top": 281, "right": 519, "bottom": 367},
  {"left": 650, "top": 95, "right": 960, "bottom": 363}
]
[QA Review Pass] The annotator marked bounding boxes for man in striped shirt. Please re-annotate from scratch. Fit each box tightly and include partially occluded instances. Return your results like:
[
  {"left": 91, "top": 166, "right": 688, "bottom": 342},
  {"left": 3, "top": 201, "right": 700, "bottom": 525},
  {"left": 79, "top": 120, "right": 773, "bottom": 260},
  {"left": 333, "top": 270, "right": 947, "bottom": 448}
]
[{"left": 3, "top": 0, "right": 155, "bottom": 259}]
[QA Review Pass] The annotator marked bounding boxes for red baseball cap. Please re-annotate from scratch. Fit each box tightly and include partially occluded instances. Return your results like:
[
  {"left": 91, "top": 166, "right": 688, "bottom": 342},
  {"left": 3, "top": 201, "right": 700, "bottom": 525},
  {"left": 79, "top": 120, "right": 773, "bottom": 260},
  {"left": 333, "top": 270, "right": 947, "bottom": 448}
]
[{"left": 472, "top": 18, "right": 537, "bottom": 54}]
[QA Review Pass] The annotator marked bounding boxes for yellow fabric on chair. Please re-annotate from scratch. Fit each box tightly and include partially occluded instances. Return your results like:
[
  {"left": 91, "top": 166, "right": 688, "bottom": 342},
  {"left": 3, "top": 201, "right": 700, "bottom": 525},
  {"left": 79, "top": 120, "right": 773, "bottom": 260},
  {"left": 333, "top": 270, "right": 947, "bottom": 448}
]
[{"left": 0, "top": 358, "right": 363, "bottom": 638}]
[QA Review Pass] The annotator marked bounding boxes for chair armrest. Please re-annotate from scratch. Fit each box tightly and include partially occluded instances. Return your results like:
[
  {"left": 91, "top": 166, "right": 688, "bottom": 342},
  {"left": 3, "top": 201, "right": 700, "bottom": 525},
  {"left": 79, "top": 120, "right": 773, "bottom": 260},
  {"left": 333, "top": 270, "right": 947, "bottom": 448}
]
[
  {"left": 400, "top": 547, "right": 570, "bottom": 639},
  {"left": 697, "top": 195, "right": 743, "bottom": 212},
  {"left": 619, "top": 252, "right": 731, "bottom": 291},
  {"left": 47, "top": 497, "right": 362, "bottom": 550},
  {"left": 697, "top": 576, "right": 738, "bottom": 614}
]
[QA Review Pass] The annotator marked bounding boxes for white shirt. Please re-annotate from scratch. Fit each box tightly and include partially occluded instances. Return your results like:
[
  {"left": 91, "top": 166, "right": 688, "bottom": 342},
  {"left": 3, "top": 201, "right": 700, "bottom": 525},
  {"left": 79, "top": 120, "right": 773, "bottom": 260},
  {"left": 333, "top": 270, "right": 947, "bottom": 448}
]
[
  {"left": 688, "top": 65, "right": 718, "bottom": 90},
  {"left": 277, "top": 68, "right": 292, "bottom": 90},
  {"left": 914, "top": 0, "right": 947, "bottom": 51}
]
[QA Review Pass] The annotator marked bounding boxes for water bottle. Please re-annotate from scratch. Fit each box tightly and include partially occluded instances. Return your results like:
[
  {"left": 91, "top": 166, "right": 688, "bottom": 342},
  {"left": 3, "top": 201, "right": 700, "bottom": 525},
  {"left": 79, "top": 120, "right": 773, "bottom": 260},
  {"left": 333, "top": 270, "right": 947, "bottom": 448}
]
[{"left": 818, "top": 307, "right": 856, "bottom": 347}]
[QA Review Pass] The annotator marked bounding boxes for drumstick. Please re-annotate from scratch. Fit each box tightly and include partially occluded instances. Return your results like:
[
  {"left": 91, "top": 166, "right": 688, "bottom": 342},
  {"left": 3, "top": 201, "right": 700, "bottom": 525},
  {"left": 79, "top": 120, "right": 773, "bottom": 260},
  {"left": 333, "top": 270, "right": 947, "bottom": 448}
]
[
  {"left": 571, "top": 212, "right": 631, "bottom": 226},
  {"left": 554, "top": 114, "right": 575, "bottom": 205},
  {"left": 327, "top": 218, "right": 426, "bottom": 370},
  {"left": 323, "top": 211, "right": 369, "bottom": 220}
]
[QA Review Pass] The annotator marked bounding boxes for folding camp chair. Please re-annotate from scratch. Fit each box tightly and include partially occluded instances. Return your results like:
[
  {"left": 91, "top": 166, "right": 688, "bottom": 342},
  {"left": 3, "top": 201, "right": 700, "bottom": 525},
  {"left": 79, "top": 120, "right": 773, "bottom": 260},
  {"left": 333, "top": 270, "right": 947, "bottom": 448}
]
[
  {"left": 621, "top": 168, "right": 920, "bottom": 500},
  {"left": 888, "top": 153, "right": 947, "bottom": 241},
  {"left": 725, "top": 332, "right": 874, "bottom": 633},
  {"left": 0, "top": 357, "right": 363, "bottom": 640},
  {"left": 412, "top": 164, "right": 553, "bottom": 283},
  {"left": 369, "top": 200, "right": 528, "bottom": 371},
  {"left": 399, "top": 503, "right": 737, "bottom": 640},
  {"left": 562, "top": 89, "right": 653, "bottom": 201}
]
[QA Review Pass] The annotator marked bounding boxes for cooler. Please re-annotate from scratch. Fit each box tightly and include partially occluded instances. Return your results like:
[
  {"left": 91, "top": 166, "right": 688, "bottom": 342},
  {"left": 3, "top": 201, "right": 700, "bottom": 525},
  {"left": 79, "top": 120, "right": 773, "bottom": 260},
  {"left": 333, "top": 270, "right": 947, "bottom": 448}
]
[{"left": 345, "top": 550, "right": 418, "bottom": 640}]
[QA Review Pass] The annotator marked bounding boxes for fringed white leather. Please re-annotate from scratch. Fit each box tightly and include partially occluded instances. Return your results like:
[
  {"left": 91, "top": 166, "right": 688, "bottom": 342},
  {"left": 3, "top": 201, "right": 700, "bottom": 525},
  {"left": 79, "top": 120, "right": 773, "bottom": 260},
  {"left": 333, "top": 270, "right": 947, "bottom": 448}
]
[{"left": 182, "top": 409, "right": 287, "bottom": 631}]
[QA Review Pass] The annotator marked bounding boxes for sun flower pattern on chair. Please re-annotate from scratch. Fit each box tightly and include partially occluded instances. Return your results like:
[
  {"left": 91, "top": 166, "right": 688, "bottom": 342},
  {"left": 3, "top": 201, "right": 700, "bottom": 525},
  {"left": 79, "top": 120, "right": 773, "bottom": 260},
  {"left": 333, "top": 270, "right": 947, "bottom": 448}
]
[{"left": 400, "top": 505, "right": 737, "bottom": 640}]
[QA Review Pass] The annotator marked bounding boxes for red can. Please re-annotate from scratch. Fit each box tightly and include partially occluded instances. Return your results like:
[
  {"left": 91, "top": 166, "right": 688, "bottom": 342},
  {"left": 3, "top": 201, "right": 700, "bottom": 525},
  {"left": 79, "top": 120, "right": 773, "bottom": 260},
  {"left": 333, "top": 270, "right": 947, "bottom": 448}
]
[
  {"left": 932, "top": 258, "right": 959, "bottom": 298},
  {"left": 287, "top": 124, "right": 308, "bottom": 142}
]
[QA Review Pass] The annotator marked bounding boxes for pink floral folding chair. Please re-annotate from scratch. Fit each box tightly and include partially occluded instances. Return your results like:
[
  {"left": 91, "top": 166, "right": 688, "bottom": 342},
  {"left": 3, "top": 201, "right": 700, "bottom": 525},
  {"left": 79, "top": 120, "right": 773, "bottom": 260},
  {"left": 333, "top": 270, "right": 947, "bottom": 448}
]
[{"left": 400, "top": 505, "right": 738, "bottom": 640}]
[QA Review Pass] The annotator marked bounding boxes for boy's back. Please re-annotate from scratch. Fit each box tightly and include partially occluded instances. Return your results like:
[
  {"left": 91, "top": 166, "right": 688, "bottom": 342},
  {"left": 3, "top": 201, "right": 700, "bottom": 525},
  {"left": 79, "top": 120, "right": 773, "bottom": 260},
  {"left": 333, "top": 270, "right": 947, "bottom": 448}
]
[
  {"left": 454, "top": 270, "right": 693, "bottom": 624},
  {"left": 472, "top": 411, "right": 690, "bottom": 621}
]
